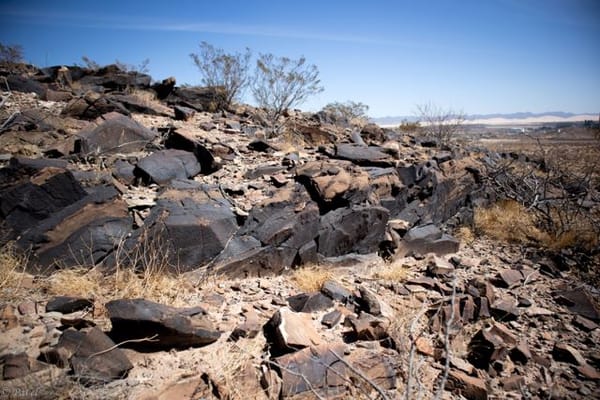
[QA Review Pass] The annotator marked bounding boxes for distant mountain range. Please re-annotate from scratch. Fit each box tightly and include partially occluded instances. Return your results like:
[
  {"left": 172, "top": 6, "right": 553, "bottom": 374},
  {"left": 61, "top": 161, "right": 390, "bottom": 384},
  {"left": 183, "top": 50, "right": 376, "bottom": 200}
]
[{"left": 373, "top": 112, "right": 598, "bottom": 127}]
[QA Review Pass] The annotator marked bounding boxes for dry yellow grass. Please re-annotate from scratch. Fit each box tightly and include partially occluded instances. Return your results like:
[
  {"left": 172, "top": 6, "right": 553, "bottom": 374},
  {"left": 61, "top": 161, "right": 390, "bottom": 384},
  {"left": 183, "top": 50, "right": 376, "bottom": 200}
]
[
  {"left": 0, "top": 242, "right": 30, "bottom": 302},
  {"left": 475, "top": 199, "right": 599, "bottom": 250},
  {"left": 290, "top": 265, "right": 334, "bottom": 292},
  {"left": 372, "top": 259, "right": 410, "bottom": 282},
  {"left": 42, "top": 264, "right": 191, "bottom": 310},
  {"left": 129, "top": 88, "right": 157, "bottom": 106},
  {"left": 454, "top": 226, "right": 475, "bottom": 247},
  {"left": 474, "top": 200, "right": 549, "bottom": 245}
]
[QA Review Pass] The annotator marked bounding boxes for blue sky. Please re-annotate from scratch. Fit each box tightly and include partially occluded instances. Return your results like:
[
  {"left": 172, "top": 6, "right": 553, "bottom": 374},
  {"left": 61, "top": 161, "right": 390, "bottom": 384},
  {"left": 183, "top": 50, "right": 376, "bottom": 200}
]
[{"left": 1, "top": 0, "right": 599, "bottom": 117}]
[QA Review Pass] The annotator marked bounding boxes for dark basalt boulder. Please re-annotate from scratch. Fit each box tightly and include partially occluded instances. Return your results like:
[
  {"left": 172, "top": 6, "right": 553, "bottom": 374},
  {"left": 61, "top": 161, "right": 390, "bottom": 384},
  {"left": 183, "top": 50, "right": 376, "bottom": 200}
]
[
  {"left": 105, "top": 298, "right": 221, "bottom": 350},
  {"left": 318, "top": 205, "right": 389, "bottom": 257},
  {"left": 73, "top": 112, "right": 157, "bottom": 156},
  {"left": 16, "top": 186, "right": 131, "bottom": 272},
  {"left": 124, "top": 182, "right": 238, "bottom": 272},
  {"left": 135, "top": 149, "right": 201, "bottom": 185},
  {"left": 42, "top": 327, "right": 133, "bottom": 385}
]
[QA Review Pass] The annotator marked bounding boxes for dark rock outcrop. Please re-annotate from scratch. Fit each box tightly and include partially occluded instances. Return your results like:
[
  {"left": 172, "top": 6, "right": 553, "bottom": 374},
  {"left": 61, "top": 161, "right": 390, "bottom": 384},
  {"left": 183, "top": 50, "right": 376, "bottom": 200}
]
[{"left": 105, "top": 299, "right": 221, "bottom": 350}]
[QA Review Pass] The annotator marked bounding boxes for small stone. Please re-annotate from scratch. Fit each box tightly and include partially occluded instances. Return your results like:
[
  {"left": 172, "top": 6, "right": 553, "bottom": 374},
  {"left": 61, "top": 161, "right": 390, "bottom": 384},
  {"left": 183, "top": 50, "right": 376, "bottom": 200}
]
[
  {"left": 321, "top": 280, "right": 352, "bottom": 302},
  {"left": 264, "top": 307, "right": 322, "bottom": 354},
  {"left": 577, "top": 364, "right": 600, "bottom": 380},
  {"left": 0, "top": 304, "right": 18, "bottom": 330},
  {"left": 46, "top": 296, "right": 93, "bottom": 314},
  {"left": 321, "top": 309, "right": 342, "bottom": 328},
  {"left": 573, "top": 315, "right": 598, "bottom": 332},
  {"left": 501, "top": 375, "right": 526, "bottom": 391},
  {"left": 517, "top": 297, "right": 532, "bottom": 307},
  {"left": 450, "top": 357, "right": 474, "bottom": 374},
  {"left": 358, "top": 286, "right": 381, "bottom": 316},
  {"left": 287, "top": 292, "right": 333, "bottom": 313},
  {"left": 415, "top": 337, "right": 434, "bottom": 357},
  {"left": 445, "top": 369, "right": 488, "bottom": 400},
  {"left": 496, "top": 269, "right": 523, "bottom": 288},
  {"left": 510, "top": 341, "right": 532, "bottom": 365},
  {"left": 17, "top": 301, "right": 38, "bottom": 316},
  {"left": 552, "top": 342, "right": 587, "bottom": 365},
  {"left": 491, "top": 297, "right": 520, "bottom": 321}
]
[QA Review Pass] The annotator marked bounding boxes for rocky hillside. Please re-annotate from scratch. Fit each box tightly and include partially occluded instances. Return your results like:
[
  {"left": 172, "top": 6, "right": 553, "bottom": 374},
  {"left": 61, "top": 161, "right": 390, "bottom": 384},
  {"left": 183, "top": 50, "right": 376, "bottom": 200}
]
[{"left": 0, "top": 63, "right": 598, "bottom": 399}]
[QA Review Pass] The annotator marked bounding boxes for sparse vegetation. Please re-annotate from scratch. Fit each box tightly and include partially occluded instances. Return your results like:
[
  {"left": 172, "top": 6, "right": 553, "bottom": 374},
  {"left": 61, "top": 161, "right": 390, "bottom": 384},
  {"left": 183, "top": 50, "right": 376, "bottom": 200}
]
[
  {"left": 252, "top": 53, "right": 324, "bottom": 132},
  {"left": 322, "top": 100, "right": 370, "bottom": 126},
  {"left": 0, "top": 43, "right": 24, "bottom": 64},
  {"left": 0, "top": 242, "right": 28, "bottom": 302},
  {"left": 481, "top": 135, "right": 600, "bottom": 252},
  {"left": 416, "top": 102, "right": 465, "bottom": 146},
  {"left": 190, "top": 42, "right": 252, "bottom": 106},
  {"left": 291, "top": 265, "right": 335, "bottom": 292}
]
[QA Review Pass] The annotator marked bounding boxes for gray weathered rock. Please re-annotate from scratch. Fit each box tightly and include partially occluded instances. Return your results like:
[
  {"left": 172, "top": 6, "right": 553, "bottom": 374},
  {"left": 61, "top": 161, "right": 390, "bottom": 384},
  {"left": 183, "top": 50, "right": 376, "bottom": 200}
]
[
  {"left": 264, "top": 307, "right": 322, "bottom": 354},
  {"left": 396, "top": 224, "right": 460, "bottom": 257},
  {"left": 273, "top": 343, "right": 347, "bottom": 398},
  {"left": 46, "top": 296, "right": 94, "bottom": 314},
  {"left": 135, "top": 149, "right": 201, "bottom": 185},
  {"left": 74, "top": 113, "right": 157, "bottom": 155},
  {"left": 128, "top": 182, "right": 238, "bottom": 272},
  {"left": 16, "top": 186, "right": 131, "bottom": 272},
  {"left": 43, "top": 327, "right": 133, "bottom": 384},
  {"left": 318, "top": 205, "right": 389, "bottom": 257}
]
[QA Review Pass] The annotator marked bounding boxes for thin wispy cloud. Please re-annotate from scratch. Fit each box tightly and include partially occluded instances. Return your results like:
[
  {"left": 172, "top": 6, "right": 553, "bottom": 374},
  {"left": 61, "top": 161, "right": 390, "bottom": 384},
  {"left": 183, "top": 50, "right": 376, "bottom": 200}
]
[{"left": 0, "top": 8, "right": 403, "bottom": 46}]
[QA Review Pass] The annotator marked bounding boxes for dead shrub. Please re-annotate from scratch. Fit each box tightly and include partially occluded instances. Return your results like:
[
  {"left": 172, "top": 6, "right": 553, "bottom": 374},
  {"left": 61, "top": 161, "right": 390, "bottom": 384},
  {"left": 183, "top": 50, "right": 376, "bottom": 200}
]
[{"left": 290, "top": 265, "right": 334, "bottom": 292}]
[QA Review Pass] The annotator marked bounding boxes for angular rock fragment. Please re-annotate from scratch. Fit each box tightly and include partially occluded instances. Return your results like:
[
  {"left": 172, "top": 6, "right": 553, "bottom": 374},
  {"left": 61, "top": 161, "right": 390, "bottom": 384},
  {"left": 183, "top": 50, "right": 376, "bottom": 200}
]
[
  {"left": 287, "top": 292, "right": 333, "bottom": 313},
  {"left": 318, "top": 205, "right": 389, "bottom": 257},
  {"left": 445, "top": 369, "right": 488, "bottom": 400},
  {"left": 42, "top": 327, "right": 132, "bottom": 384},
  {"left": 357, "top": 286, "right": 382, "bottom": 316},
  {"left": 334, "top": 143, "right": 396, "bottom": 167},
  {"left": 273, "top": 343, "right": 347, "bottom": 398},
  {"left": 321, "top": 309, "right": 343, "bottom": 328},
  {"left": 74, "top": 113, "right": 157, "bottom": 155},
  {"left": 396, "top": 224, "right": 460, "bottom": 257},
  {"left": 127, "top": 182, "right": 237, "bottom": 272},
  {"left": 321, "top": 280, "right": 352, "bottom": 302},
  {"left": 106, "top": 299, "right": 220, "bottom": 350},
  {"left": 264, "top": 307, "right": 321, "bottom": 355},
  {"left": 45, "top": 296, "right": 94, "bottom": 314},
  {"left": 135, "top": 149, "right": 201, "bottom": 185},
  {"left": 468, "top": 322, "right": 517, "bottom": 369},
  {"left": 16, "top": 186, "right": 131, "bottom": 271},
  {"left": 552, "top": 343, "right": 587, "bottom": 366}
]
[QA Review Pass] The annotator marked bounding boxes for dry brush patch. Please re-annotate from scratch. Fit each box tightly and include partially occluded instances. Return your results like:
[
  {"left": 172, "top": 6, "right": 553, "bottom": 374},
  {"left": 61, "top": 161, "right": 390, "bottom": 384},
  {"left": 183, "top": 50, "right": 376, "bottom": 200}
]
[{"left": 290, "top": 264, "right": 335, "bottom": 292}]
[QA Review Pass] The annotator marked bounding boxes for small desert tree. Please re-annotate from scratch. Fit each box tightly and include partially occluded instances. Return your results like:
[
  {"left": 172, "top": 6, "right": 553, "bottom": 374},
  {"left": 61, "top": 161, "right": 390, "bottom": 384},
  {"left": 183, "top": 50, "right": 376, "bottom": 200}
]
[
  {"left": 190, "top": 42, "right": 251, "bottom": 106},
  {"left": 252, "top": 53, "right": 324, "bottom": 130},
  {"left": 0, "top": 43, "right": 24, "bottom": 64},
  {"left": 322, "top": 100, "right": 369, "bottom": 125},
  {"left": 416, "top": 102, "right": 465, "bottom": 146}
]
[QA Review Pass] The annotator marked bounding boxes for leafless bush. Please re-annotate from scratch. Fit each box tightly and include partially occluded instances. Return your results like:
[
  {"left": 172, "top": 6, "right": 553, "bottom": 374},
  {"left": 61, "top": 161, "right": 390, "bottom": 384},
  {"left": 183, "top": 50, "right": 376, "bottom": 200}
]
[
  {"left": 252, "top": 53, "right": 324, "bottom": 133},
  {"left": 321, "top": 101, "right": 370, "bottom": 126},
  {"left": 416, "top": 103, "right": 465, "bottom": 146},
  {"left": 481, "top": 138, "right": 600, "bottom": 252},
  {"left": 0, "top": 42, "right": 24, "bottom": 64},
  {"left": 190, "top": 41, "right": 252, "bottom": 106}
]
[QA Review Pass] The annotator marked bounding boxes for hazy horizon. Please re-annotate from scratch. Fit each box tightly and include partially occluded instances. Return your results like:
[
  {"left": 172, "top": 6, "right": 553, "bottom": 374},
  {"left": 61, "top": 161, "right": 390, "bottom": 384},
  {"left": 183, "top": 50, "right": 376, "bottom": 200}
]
[{"left": 1, "top": 0, "right": 599, "bottom": 117}]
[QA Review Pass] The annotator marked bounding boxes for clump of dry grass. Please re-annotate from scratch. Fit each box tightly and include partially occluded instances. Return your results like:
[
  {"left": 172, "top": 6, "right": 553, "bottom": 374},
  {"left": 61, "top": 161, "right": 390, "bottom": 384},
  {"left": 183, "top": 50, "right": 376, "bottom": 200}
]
[
  {"left": 453, "top": 226, "right": 475, "bottom": 247},
  {"left": 474, "top": 200, "right": 549, "bottom": 245},
  {"left": 290, "top": 264, "right": 334, "bottom": 292},
  {"left": 43, "top": 263, "right": 191, "bottom": 309},
  {"left": 475, "top": 199, "right": 599, "bottom": 251},
  {"left": 129, "top": 88, "right": 157, "bottom": 106},
  {"left": 42, "top": 233, "right": 193, "bottom": 308},
  {"left": 0, "top": 242, "right": 30, "bottom": 302},
  {"left": 372, "top": 259, "right": 410, "bottom": 282}
]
